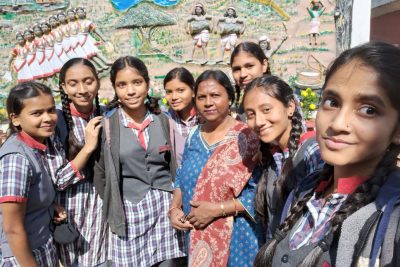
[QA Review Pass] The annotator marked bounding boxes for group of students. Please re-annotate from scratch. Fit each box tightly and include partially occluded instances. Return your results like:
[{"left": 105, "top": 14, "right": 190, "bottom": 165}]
[{"left": 0, "top": 40, "right": 399, "bottom": 267}]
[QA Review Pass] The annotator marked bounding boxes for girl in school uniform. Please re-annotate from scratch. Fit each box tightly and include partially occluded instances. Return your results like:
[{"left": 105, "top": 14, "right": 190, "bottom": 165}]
[
  {"left": 163, "top": 67, "right": 199, "bottom": 166},
  {"left": 255, "top": 42, "right": 400, "bottom": 266},
  {"left": 230, "top": 42, "right": 270, "bottom": 117},
  {"left": 93, "top": 56, "right": 186, "bottom": 267},
  {"left": 0, "top": 82, "right": 69, "bottom": 266},
  {"left": 242, "top": 75, "right": 324, "bottom": 242},
  {"left": 55, "top": 58, "right": 106, "bottom": 267}
]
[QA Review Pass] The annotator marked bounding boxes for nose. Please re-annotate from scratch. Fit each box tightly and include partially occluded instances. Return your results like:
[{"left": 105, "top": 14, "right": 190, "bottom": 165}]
[
  {"left": 204, "top": 95, "right": 213, "bottom": 107},
  {"left": 329, "top": 107, "right": 352, "bottom": 133},
  {"left": 240, "top": 68, "right": 248, "bottom": 79},
  {"left": 126, "top": 83, "right": 136, "bottom": 95},
  {"left": 42, "top": 111, "right": 53, "bottom": 122},
  {"left": 171, "top": 91, "right": 178, "bottom": 100},
  {"left": 254, "top": 112, "right": 266, "bottom": 129},
  {"left": 77, "top": 83, "right": 88, "bottom": 94}
]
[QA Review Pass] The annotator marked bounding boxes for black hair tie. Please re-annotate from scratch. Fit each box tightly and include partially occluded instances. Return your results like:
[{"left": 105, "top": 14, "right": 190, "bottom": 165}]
[{"left": 274, "top": 229, "right": 286, "bottom": 242}]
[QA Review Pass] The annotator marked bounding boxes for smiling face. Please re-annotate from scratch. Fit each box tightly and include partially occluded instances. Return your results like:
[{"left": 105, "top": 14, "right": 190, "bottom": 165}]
[
  {"left": 316, "top": 59, "right": 400, "bottom": 175},
  {"left": 227, "top": 8, "right": 235, "bottom": 17},
  {"left": 77, "top": 9, "right": 86, "bottom": 19},
  {"left": 195, "top": 6, "right": 203, "bottom": 15},
  {"left": 165, "top": 78, "right": 194, "bottom": 113},
  {"left": 16, "top": 35, "right": 25, "bottom": 46},
  {"left": 114, "top": 67, "right": 149, "bottom": 112},
  {"left": 195, "top": 79, "right": 230, "bottom": 124},
  {"left": 33, "top": 26, "right": 42, "bottom": 37},
  {"left": 11, "top": 94, "right": 57, "bottom": 143},
  {"left": 62, "top": 63, "right": 99, "bottom": 113},
  {"left": 67, "top": 11, "right": 75, "bottom": 20},
  {"left": 231, "top": 51, "right": 268, "bottom": 89},
  {"left": 41, "top": 24, "right": 50, "bottom": 34},
  {"left": 23, "top": 31, "right": 33, "bottom": 42},
  {"left": 244, "top": 87, "right": 295, "bottom": 145},
  {"left": 49, "top": 17, "right": 58, "bottom": 28}
]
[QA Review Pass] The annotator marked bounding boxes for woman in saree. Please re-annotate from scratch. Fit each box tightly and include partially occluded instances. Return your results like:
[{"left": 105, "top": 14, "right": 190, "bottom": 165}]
[{"left": 169, "top": 69, "right": 262, "bottom": 267}]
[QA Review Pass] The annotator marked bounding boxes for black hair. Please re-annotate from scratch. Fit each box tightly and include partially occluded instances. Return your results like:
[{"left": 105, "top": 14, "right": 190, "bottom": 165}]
[
  {"left": 7, "top": 82, "right": 53, "bottom": 135},
  {"left": 163, "top": 67, "right": 195, "bottom": 90},
  {"left": 243, "top": 75, "right": 303, "bottom": 229},
  {"left": 59, "top": 57, "right": 100, "bottom": 160},
  {"left": 108, "top": 56, "right": 160, "bottom": 114},
  {"left": 255, "top": 42, "right": 400, "bottom": 267},
  {"left": 194, "top": 69, "right": 235, "bottom": 104},
  {"left": 230, "top": 42, "right": 271, "bottom": 105}
]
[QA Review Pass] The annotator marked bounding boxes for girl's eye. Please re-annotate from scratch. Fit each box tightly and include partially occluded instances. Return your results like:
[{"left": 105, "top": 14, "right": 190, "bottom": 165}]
[
  {"left": 262, "top": 108, "right": 270, "bottom": 114},
  {"left": 197, "top": 96, "right": 205, "bottom": 100},
  {"left": 85, "top": 80, "right": 94, "bottom": 86},
  {"left": 68, "top": 82, "right": 77, "bottom": 87},
  {"left": 246, "top": 112, "right": 255, "bottom": 119},
  {"left": 359, "top": 106, "right": 377, "bottom": 116},
  {"left": 117, "top": 83, "right": 126, "bottom": 89},
  {"left": 322, "top": 98, "right": 339, "bottom": 109},
  {"left": 134, "top": 80, "right": 142, "bottom": 86},
  {"left": 177, "top": 89, "right": 184, "bottom": 93}
]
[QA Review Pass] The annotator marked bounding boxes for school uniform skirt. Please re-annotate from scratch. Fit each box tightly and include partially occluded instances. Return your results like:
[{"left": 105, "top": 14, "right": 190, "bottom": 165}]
[
  {"left": 1, "top": 236, "right": 58, "bottom": 267},
  {"left": 57, "top": 181, "right": 108, "bottom": 267},
  {"left": 109, "top": 189, "right": 187, "bottom": 267}
]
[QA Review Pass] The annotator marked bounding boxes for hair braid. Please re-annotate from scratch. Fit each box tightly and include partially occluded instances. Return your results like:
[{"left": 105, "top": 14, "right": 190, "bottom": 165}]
[
  {"left": 254, "top": 165, "right": 333, "bottom": 267},
  {"left": 255, "top": 141, "right": 273, "bottom": 228},
  {"left": 277, "top": 105, "right": 303, "bottom": 198},
  {"left": 298, "top": 146, "right": 400, "bottom": 267},
  {"left": 107, "top": 95, "right": 119, "bottom": 111},
  {"left": 60, "top": 87, "right": 83, "bottom": 160},
  {"left": 95, "top": 94, "right": 101, "bottom": 116}
]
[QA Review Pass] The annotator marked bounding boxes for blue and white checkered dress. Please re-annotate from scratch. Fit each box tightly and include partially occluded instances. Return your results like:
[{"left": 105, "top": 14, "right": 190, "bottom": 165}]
[
  {"left": 54, "top": 113, "right": 108, "bottom": 267},
  {"left": 107, "top": 109, "right": 186, "bottom": 267}
]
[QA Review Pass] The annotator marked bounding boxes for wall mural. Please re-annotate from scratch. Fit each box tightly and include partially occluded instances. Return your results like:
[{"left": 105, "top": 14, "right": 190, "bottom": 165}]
[{"left": 0, "top": 0, "right": 346, "bottom": 113}]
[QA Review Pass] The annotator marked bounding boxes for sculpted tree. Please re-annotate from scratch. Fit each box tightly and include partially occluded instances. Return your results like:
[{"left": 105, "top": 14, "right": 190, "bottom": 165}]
[{"left": 116, "top": 1, "right": 176, "bottom": 52}]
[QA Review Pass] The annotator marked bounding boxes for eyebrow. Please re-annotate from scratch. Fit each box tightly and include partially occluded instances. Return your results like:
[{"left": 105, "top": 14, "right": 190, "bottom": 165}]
[{"left": 323, "top": 89, "right": 386, "bottom": 108}]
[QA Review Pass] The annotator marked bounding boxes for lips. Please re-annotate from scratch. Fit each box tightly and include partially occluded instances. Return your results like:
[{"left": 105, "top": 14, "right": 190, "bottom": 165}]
[{"left": 323, "top": 136, "right": 353, "bottom": 150}]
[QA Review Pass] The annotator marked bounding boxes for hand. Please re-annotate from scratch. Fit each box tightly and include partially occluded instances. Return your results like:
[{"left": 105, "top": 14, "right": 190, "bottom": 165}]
[
  {"left": 53, "top": 203, "right": 67, "bottom": 224},
  {"left": 169, "top": 208, "right": 193, "bottom": 231},
  {"left": 186, "top": 201, "right": 219, "bottom": 230},
  {"left": 83, "top": 116, "right": 102, "bottom": 153}
]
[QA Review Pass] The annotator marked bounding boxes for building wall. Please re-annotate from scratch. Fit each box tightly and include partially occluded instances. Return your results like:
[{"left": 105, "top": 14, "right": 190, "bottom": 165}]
[{"left": 371, "top": 0, "right": 400, "bottom": 44}]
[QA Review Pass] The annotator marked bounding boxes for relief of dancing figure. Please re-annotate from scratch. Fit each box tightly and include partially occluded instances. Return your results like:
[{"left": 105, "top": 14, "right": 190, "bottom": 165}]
[
  {"left": 8, "top": 32, "right": 33, "bottom": 83},
  {"left": 76, "top": 7, "right": 112, "bottom": 71},
  {"left": 58, "top": 12, "right": 78, "bottom": 59},
  {"left": 186, "top": 3, "right": 212, "bottom": 64},
  {"left": 40, "top": 21, "right": 64, "bottom": 74},
  {"left": 67, "top": 9, "right": 88, "bottom": 59},
  {"left": 49, "top": 15, "right": 70, "bottom": 65},
  {"left": 216, "top": 7, "right": 245, "bottom": 63}
]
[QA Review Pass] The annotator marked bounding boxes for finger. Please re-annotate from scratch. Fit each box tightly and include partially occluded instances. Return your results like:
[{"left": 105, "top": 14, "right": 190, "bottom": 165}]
[{"left": 190, "top": 201, "right": 200, "bottom": 208}]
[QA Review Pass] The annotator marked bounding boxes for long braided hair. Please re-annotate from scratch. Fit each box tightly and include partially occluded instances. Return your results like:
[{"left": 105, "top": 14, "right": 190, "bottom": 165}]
[
  {"left": 59, "top": 58, "right": 100, "bottom": 160},
  {"left": 242, "top": 75, "right": 304, "bottom": 229},
  {"left": 108, "top": 56, "right": 160, "bottom": 114},
  {"left": 254, "top": 42, "right": 400, "bottom": 267}
]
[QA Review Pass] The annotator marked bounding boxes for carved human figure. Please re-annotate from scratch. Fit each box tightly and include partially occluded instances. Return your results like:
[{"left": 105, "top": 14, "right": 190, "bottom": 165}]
[
  {"left": 49, "top": 15, "right": 70, "bottom": 64},
  {"left": 58, "top": 11, "right": 78, "bottom": 58},
  {"left": 24, "top": 29, "right": 46, "bottom": 80},
  {"left": 76, "top": 7, "right": 111, "bottom": 70},
  {"left": 307, "top": 0, "right": 325, "bottom": 45},
  {"left": 8, "top": 32, "right": 33, "bottom": 83},
  {"left": 258, "top": 33, "right": 288, "bottom": 59},
  {"left": 186, "top": 3, "right": 212, "bottom": 63},
  {"left": 33, "top": 24, "right": 55, "bottom": 79},
  {"left": 216, "top": 7, "right": 245, "bottom": 63},
  {"left": 67, "top": 8, "right": 88, "bottom": 59},
  {"left": 40, "top": 21, "right": 64, "bottom": 74}
]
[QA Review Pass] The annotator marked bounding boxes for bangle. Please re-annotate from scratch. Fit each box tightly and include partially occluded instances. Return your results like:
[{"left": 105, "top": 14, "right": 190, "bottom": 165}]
[
  {"left": 220, "top": 202, "right": 226, "bottom": 217},
  {"left": 233, "top": 198, "right": 238, "bottom": 217},
  {"left": 167, "top": 206, "right": 180, "bottom": 217}
]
